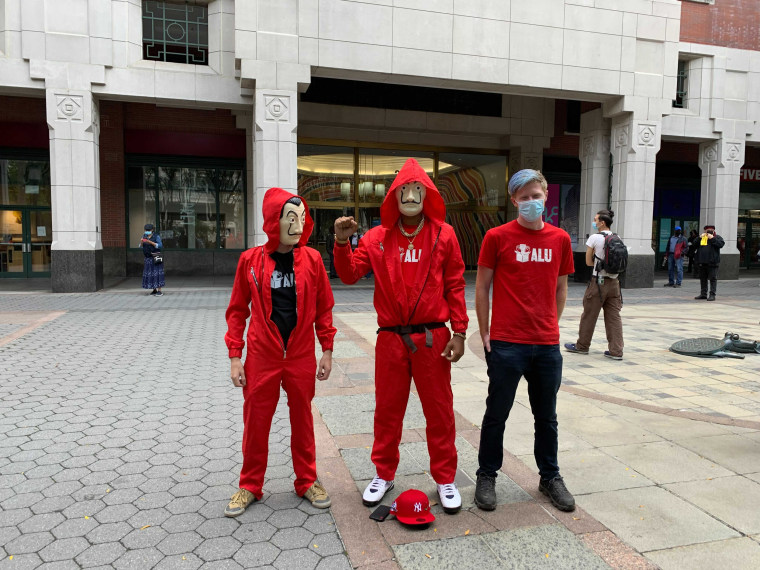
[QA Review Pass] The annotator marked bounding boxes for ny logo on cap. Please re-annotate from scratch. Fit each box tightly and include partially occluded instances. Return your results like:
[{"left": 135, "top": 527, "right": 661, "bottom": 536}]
[{"left": 413, "top": 502, "right": 422, "bottom": 513}]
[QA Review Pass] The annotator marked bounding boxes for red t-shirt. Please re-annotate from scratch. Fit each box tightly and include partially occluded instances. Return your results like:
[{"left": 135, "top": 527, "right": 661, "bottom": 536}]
[
  {"left": 478, "top": 220, "right": 574, "bottom": 345},
  {"left": 397, "top": 223, "right": 429, "bottom": 298}
]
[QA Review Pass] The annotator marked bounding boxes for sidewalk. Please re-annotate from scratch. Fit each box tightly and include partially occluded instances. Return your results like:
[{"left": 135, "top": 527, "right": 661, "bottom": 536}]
[{"left": 1, "top": 275, "right": 760, "bottom": 568}]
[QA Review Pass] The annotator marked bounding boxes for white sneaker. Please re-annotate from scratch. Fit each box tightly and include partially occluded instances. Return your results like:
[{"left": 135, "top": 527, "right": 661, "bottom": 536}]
[
  {"left": 362, "top": 475, "right": 394, "bottom": 506},
  {"left": 437, "top": 482, "right": 462, "bottom": 514}
]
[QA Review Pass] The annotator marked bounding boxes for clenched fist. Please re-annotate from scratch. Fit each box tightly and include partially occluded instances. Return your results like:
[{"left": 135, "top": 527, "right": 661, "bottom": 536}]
[{"left": 334, "top": 216, "right": 358, "bottom": 242}]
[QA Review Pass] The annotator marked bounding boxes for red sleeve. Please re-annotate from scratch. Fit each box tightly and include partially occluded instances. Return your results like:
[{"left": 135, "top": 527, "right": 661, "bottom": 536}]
[
  {"left": 224, "top": 251, "right": 253, "bottom": 358},
  {"left": 443, "top": 228, "right": 468, "bottom": 333},
  {"left": 478, "top": 230, "right": 498, "bottom": 269},
  {"left": 334, "top": 236, "right": 373, "bottom": 284},
  {"left": 314, "top": 252, "right": 337, "bottom": 352},
  {"left": 559, "top": 233, "right": 575, "bottom": 276}
]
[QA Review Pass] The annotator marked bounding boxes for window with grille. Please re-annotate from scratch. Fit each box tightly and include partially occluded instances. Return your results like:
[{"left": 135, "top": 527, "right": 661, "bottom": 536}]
[
  {"left": 142, "top": 1, "right": 208, "bottom": 65},
  {"left": 673, "top": 60, "right": 688, "bottom": 109}
]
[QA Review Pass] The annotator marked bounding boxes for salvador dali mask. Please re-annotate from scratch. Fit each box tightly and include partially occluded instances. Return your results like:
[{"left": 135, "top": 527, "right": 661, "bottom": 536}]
[
  {"left": 279, "top": 202, "right": 306, "bottom": 246},
  {"left": 397, "top": 182, "right": 426, "bottom": 217}
]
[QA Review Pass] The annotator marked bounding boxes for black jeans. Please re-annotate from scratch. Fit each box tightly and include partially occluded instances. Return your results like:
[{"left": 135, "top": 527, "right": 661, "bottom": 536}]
[
  {"left": 699, "top": 264, "right": 718, "bottom": 296},
  {"left": 477, "top": 341, "right": 562, "bottom": 480}
]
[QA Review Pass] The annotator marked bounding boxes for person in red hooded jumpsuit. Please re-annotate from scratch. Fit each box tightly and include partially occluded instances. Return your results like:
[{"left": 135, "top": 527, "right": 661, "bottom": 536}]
[
  {"left": 224, "top": 187, "right": 337, "bottom": 517},
  {"left": 333, "top": 158, "right": 468, "bottom": 513}
]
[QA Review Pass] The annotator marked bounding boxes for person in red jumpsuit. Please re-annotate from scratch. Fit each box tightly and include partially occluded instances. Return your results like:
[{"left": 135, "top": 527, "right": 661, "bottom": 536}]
[
  {"left": 333, "top": 158, "right": 468, "bottom": 514},
  {"left": 224, "top": 187, "right": 337, "bottom": 517}
]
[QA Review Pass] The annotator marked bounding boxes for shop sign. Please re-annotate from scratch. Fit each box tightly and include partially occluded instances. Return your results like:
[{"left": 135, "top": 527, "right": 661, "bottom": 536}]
[{"left": 741, "top": 169, "right": 760, "bottom": 182}]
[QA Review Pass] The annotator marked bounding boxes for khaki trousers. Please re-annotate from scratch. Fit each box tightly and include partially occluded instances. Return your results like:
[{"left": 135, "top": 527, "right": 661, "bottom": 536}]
[{"left": 575, "top": 278, "right": 624, "bottom": 357}]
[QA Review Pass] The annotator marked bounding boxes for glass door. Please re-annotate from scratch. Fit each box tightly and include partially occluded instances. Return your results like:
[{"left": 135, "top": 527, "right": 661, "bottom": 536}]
[
  {"left": 0, "top": 209, "right": 25, "bottom": 277},
  {"left": 29, "top": 210, "right": 52, "bottom": 275},
  {"left": 738, "top": 218, "right": 760, "bottom": 269},
  {"left": 0, "top": 208, "right": 52, "bottom": 277}
]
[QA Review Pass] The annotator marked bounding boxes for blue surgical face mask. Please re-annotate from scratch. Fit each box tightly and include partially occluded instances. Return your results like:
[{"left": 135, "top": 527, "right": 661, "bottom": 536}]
[
  {"left": 592, "top": 222, "right": 598, "bottom": 230},
  {"left": 144, "top": 231, "right": 152, "bottom": 236},
  {"left": 518, "top": 199, "right": 544, "bottom": 223}
]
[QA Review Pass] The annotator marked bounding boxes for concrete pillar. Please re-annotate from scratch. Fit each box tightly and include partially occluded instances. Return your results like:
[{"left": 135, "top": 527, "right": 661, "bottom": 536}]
[
  {"left": 252, "top": 88, "right": 299, "bottom": 247},
  {"left": 609, "top": 114, "right": 661, "bottom": 288},
  {"left": 46, "top": 88, "right": 103, "bottom": 292},
  {"left": 698, "top": 138, "right": 744, "bottom": 279},
  {"left": 576, "top": 109, "right": 611, "bottom": 281}
]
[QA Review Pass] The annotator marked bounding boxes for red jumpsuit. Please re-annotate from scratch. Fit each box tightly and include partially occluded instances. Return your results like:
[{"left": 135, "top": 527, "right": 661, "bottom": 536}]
[
  {"left": 225, "top": 188, "right": 336, "bottom": 499},
  {"left": 334, "top": 159, "right": 468, "bottom": 484}
]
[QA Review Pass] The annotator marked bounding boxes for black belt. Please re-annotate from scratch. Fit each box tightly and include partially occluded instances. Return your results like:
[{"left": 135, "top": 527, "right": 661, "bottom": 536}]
[{"left": 377, "top": 322, "right": 446, "bottom": 353}]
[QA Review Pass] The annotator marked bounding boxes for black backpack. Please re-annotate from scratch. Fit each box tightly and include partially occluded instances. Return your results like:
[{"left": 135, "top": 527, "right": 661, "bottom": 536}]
[{"left": 596, "top": 233, "right": 628, "bottom": 274}]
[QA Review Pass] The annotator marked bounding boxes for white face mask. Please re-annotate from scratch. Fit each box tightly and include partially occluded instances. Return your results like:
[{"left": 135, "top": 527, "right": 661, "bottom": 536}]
[
  {"left": 279, "top": 203, "right": 306, "bottom": 246},
  {"left": 397, "top": 183, "right": 426, "bottom": 217}
]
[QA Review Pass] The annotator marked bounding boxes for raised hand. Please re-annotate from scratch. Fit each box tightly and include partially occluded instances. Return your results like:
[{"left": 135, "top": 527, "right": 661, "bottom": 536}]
[{"left": 334, "top": 217, "right": 358, "bottom": 242}]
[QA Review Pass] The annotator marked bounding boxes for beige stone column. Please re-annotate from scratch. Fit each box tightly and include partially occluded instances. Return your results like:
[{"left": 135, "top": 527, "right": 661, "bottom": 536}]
[
  {"left": 46, "top": 88, "right": 103, "bottom": 292},
  {"left": 698, "top": 138, "right": 745, "bottom": 279}
]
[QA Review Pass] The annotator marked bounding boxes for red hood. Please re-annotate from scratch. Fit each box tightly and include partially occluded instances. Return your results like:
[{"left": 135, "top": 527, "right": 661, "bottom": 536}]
[
  {"left": 262, "top": 187, "right": 313, "bottom": 253},
  {"left": 380, "top": 158, "right": 446, "bottom": 228}
]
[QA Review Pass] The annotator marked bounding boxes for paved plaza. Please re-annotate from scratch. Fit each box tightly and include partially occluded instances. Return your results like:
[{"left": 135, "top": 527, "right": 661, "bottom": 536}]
[{"left": 2, "top": 272, "right": 760, "bottom": 569}]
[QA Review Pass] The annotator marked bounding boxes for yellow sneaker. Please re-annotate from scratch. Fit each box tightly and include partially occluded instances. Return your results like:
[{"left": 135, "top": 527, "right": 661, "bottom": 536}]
[
  {"left": 303, "top": 482, "right": 331, "bottom": 509},
  {"left": 224, "top": 488, "right": 257, "bottom": 517}
]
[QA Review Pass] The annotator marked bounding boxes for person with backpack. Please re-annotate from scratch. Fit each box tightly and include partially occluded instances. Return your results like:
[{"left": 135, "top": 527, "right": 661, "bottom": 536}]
[
  {"left": 565, "top": 209, "right": 624, "bottom": 360},
  {"left": 663, "top": 226, "right": 688, "bottom": 287}
]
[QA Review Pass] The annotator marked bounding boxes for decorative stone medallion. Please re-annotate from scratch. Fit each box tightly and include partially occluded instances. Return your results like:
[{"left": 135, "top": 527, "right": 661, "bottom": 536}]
[
  {"left": 56, "top": 95, "right": 83, "bottom": 122},
  {"left": 264, "top": 96, "right": 290, "bottom": 122}
]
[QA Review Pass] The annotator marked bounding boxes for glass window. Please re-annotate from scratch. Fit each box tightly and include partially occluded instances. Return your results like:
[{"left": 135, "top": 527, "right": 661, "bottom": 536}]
[
  {"left": 438, "top": 153, "right": 506, "bottom": 268},
  {"left": 217, "top": 169, "right": 245, "bottom": 249},
  {"left": 0, "top": 159, "right": 51, "bottom": 207},
  {"left": 298, "top": 145, "right": 355, "bottom": 204},
  {"left": 142, "top": 1, "right": 208, "bottom": 65},
  {"left": 159, "top": 167, "right": 216, "bottom": 250},
  {"left": 358, "top": 148, "right": 434, "bottom": 208},
  {"left": 128, "top": 166, "right": 157, "bottom": 247},
  {"left": 128, "top": 162, "right": 245, "bottom": 250}
]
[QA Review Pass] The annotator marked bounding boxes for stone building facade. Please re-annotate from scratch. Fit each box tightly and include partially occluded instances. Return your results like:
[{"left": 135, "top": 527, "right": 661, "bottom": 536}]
[{"left": 0, "top": 0, "right": 758, "bottom": 290}]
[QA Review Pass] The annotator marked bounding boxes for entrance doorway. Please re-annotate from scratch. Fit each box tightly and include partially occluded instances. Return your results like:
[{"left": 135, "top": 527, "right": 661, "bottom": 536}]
[
  {"left": 737, "top": 218, "right": 760, "bottom": 269},
  {"left": 0, "top": 208, "right": 52, "bottom": 277},
  {"left": 654, "top": 217, "right": 699, "bottom": 270}
]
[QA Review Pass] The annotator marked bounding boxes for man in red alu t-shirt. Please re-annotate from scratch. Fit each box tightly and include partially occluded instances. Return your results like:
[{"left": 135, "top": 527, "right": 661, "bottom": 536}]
[{"left": 473, "top": 169, "right": 576, "bottom": 514}]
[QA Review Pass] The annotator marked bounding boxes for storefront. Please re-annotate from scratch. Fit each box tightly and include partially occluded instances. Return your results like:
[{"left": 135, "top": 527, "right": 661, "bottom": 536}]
[
  {"left": 738, "top": 167, "right": 760, "bottom": 269},
  {"left": 652, "top": 162, "right": 701, "bottom": 270},
  {"left": 0, "top": 150, "right": 52, "bottom": 278},
  {"left": 125, "top": 155, "right": 246, "bottom": 276},
  {"left": 297, "top": 142, "right": 507, "bottom": 269}
]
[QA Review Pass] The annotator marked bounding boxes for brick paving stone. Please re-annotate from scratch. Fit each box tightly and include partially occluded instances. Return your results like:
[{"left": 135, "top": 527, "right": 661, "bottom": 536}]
[
  {"left": 273, "top": 548, "right": 321, "bottom": 570},
  {"left": 38, "top": 536, "right": 89, "bottom": 562},
  {"left": 5, "top": 531, "right": 55, "bottom": 555},
  {"left": 196, "top": 517, "right": 239, "bottom": 539},
  {"left": 271, "top": 526, "right": 315, "bottom": 550},
  {"left": 233, "top": 542, "right": 280, "bottom": 567},
  {"left": 75, "top": 542, "right": 126, "bottom": 567},
  {"left": 194, "top": 536, "right": 243, "bottom": 561},
  {"left": 154, "top": 553, "right": 204, "bottom": 570}
]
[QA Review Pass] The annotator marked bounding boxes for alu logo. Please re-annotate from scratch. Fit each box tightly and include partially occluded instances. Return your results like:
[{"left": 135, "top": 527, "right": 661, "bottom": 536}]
[{"left": 515, "top": 244, "right": 552, "bottom": 263}]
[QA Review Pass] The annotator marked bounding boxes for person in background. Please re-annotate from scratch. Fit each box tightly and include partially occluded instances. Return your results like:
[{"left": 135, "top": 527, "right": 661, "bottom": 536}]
[
  {"left": 565, "top": 209, "right": 623, "bottom": 360},
  {"left": 694, "top": 225, "right": 725, "bottom": 301},
  {"left": 663, "top": 226, "right": 688, "bottom": 288},
  {"left": 141, "top": 223, "right": 164, "bottom": 297},
  {"left": 687, "top": 229, "right": 699, "bottom": 275},
  {"left": 326, "top": 230, "right": 338, "bottom": 278}
]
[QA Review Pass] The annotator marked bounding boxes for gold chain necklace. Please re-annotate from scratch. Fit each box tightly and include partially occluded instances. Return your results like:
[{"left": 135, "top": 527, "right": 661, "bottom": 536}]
[{"left": 398, "top": 218, "right": 425, "bottom": 250}]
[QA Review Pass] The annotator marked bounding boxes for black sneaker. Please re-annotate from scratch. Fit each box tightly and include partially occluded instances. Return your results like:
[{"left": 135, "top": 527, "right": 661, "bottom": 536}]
[
  {"left": 539, "top": 476, "right": 575, "bottom": 512},
  {"left": 149, "top": 289, "right": 157, "bottom": 296},
  {"left": 694, "top": 295, "right": 707, "bottom": 300},
  {"left": 474, "top": 473, "right": 496, "bottom": 511},
  {"left": 707, "top": 295, "right": 715, "bottom": 301},
  {"left": 663, "top": 283, "right": 674, "bottom": 287}
]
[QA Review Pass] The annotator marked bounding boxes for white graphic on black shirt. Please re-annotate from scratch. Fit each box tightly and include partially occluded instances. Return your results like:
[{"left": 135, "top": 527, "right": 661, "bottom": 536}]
[
  {"left": 515, "top": 244, "right": 552, "bottom": 263},
  {"left": 271, "top": 270, "right": 294, "bottom": 288}
]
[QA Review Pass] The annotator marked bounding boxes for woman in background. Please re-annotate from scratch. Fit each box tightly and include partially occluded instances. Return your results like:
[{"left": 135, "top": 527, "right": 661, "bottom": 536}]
[{"left": 141, "top": 223, "right": 165, "bottom": 296}]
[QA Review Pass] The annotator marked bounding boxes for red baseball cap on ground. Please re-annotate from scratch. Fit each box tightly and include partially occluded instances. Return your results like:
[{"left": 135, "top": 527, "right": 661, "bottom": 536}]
[{"left": 390, "top": 489, "right": 436, "bottom": 525}]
